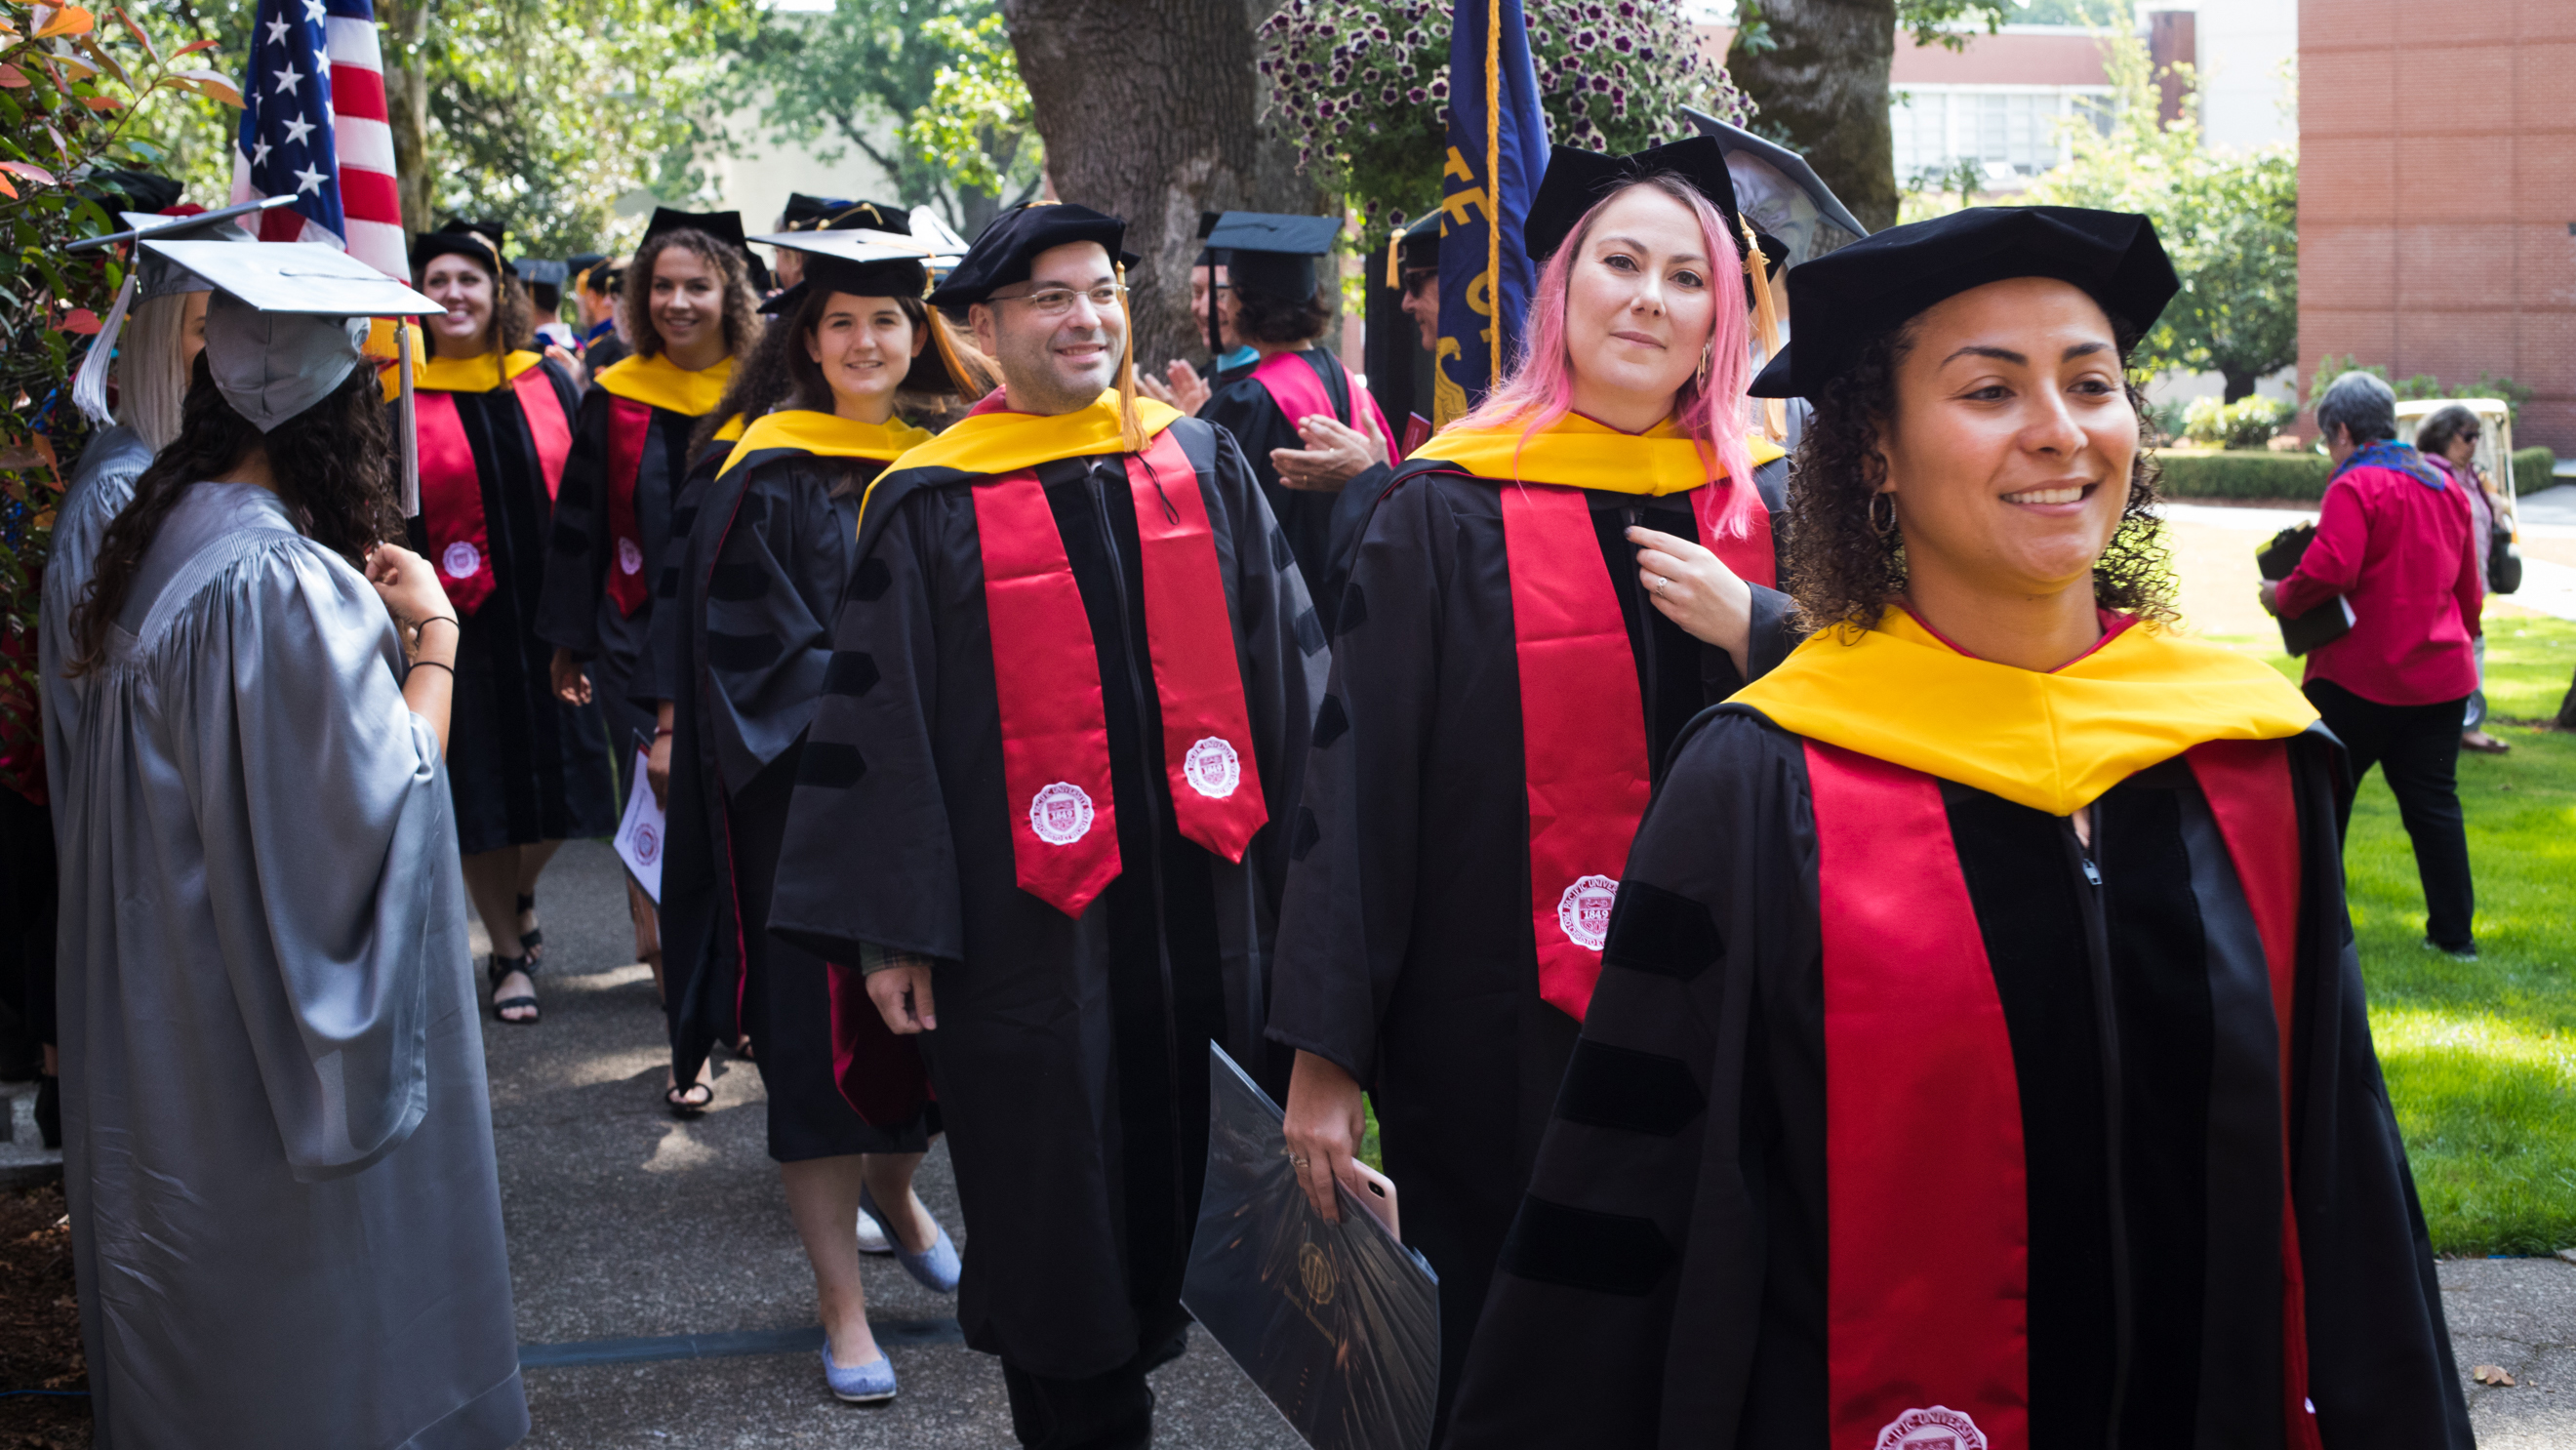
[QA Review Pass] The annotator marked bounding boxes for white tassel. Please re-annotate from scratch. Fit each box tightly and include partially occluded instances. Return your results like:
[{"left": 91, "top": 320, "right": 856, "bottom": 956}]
[{"left": 71, "top": 269, "right": 139, "bottom": 427}]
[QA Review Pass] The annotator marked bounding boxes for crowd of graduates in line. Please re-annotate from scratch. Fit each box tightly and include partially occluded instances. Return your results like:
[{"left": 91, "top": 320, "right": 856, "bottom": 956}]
[{"left": 23, "top": 122, "right": 2488, "bottom": 1450}]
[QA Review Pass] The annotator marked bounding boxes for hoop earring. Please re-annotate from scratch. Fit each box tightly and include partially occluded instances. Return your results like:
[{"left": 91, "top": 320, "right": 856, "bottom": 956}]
[
  {"left": 1869, "top": 491, "right": 1898, "bottom": 537},
  {"left": 1696, "top": 343, "right": 1712, "bottom": 390}
]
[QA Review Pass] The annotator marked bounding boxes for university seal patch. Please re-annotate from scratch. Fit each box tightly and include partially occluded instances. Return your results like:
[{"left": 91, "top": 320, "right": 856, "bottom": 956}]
[
  {"left": 1183, "top": 736, "right": 1242, "bottom": 798},
  {"left": 1556, "top": 874, "right": 1619, "bottom": 950},
  {"left": 441, "top": 541, "right": 481, "bottom": 579},
  {"left": 616, "top": 537, "right": 644, "bottom": 575},
  {"left": 1874, "top": 1407, "right": 1988, "bottom": 1450},
  {"left": 1028, "top": 782, "right": 1096, "bottom": 846}
]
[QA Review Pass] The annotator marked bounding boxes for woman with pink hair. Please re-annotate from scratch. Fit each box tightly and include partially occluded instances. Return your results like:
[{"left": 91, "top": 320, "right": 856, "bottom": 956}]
[{"left": 1268, "top": 138, "right": 1791, "bottom": 1437}]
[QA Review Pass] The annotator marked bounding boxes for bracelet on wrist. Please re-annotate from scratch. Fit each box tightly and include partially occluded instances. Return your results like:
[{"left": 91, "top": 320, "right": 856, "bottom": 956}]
[
  {"left": 415, "top": 615, "right": 461, "bottom": 637},
  {"left": 408, "top": 659, "right": 457, "bottom": 679}
]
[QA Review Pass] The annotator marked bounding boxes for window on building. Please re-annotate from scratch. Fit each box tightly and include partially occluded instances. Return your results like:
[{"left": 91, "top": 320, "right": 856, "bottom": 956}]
[{"left": 1892, "top": 87, "right": 2114, "bottom": 187}]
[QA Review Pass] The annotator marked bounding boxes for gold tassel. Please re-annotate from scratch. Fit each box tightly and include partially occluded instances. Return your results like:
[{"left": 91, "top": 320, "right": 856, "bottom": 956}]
[
  {"left": 1386, "top": 222, "right": 1403, "bottom": 290},
  {"left": 1115, "top": 260, "right": 1145, "bottom": 452},
  {"left": 1741, "top": 217, "right": 1787, "bottom": 442}
]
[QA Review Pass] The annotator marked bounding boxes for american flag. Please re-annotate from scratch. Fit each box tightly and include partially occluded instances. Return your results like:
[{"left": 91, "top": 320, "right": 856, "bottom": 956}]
[{"left": 228, "top": 0, "right": 405, "bottom": 277}]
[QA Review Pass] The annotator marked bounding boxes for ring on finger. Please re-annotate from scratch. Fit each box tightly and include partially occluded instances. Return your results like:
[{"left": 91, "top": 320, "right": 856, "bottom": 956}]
[{"left": 1292, "top": 1155, "right": 1310, "bottom": 1167}]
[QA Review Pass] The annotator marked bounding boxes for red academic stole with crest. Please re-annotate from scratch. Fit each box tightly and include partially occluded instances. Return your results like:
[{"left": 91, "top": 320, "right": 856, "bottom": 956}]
[
  {"left": 416, "top": 358, "right": 574, "bottom": 617},
  {"left": 1804, "top": 737, "right": 2321, "bottom": 1450},
  {"left": 602, "top": 394, "right": 656, "bottom": 617},
  {"left": 970, "top": 426, "right": 1268, "bottom": 917},
  {"left": 1489, "top": 467, "right": 1768, "bottom": 1023}
]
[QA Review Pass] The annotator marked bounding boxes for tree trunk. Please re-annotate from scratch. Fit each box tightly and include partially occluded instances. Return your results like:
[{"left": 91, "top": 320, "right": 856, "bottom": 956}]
[
  {"left": 1001, "top": 0, "right": 1322, "bottom": 369},
  {"left": 2556, "top": 668, "right": 2576, "bottom": 731},
  {"left": 376, "top": 0, "right": 435, "bottom": 247},
  {"left": 1727, "top": 0, "right": 1898, "bottom": 234}
]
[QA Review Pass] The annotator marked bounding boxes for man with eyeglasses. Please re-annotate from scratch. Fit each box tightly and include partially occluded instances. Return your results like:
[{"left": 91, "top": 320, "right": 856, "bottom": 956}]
[{"left": 769, "top": 201, "right": 1329, "bottom": 1450}]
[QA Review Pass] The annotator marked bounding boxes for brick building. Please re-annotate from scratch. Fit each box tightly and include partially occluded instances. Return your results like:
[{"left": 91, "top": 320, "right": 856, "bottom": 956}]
[{"left": 2299, "top": 0, "right": 2576, "bottom": 454}]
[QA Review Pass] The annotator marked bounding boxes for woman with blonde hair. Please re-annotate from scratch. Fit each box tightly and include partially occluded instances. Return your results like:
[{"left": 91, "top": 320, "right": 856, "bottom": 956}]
[
  {"left": 1270, "top": 137, "right": 1791, "bottom": 1435},
  {"left": 537, "top": 207, "right": 761, "bottom": 1020}
]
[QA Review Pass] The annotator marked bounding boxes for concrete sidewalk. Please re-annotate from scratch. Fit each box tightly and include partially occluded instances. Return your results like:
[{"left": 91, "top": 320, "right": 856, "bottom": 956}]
[
  {"left": 486, "top": 837, "right": 1301, "bottom": 1448},
  {"left": 492, "top": 840, "right": 2568, "bottom": 1445}
]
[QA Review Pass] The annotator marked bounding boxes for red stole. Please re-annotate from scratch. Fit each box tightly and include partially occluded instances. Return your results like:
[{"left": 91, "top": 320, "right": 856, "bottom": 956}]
[
  {"left": 416, "top": 360, "right": 574, "bottom": 616},
  {"left": 1804, "top": 736, "right": 2320, "bottom": 1450},
  {"left": 603, "top": 395, "right": 656, "bottom": 617},
  {"left": 1500, "top": 483, "right": 1651, "bottom": 1021},
  {"left": 970, "top": 427, "right": 1268, "bottom": 917},
  {"left": 1250, "top": 348, "right": 1399, "bottom": 462}
]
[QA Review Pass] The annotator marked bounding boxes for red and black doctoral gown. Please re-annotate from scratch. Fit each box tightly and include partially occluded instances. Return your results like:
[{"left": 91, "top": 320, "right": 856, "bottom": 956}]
[
  {"left": 1264, "top": 411, "right": 1792, "bottom": 1436},
  {"left": 1445, "top": 606, "right": 2474, "bottom": 1450},
  {"left": 535, "top": 349, "right": 734, "bottom": 762},
  {"left": 413, "top": 349, "right": 619, "bottom": 854},
  {"left": 651, "top": 410, "right": 942, "bottom": 1163},
  {"left": 765, "top": 390, "right": 1328, "bottom": 1380},
  {"left": 1196, "top": 343, "right": 1401, "bottom": 629}
]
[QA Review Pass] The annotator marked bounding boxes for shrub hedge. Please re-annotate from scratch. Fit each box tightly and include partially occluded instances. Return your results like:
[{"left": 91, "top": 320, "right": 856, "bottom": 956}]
[
  {"left": 2155, "top": 450, "right": 2332, "bottom": 501},
  {"left": 2511, "top": 447, "right": 2556, "bottom": 498},
  {"left": 2155, "top": 445, "right": 2561, "bottom": 503}
]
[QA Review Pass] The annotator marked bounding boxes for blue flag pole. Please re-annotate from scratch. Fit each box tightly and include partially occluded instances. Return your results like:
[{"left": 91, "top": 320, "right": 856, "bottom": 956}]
[{"left": 1434, "top": 0, "right": 1550, "bottom": 426}]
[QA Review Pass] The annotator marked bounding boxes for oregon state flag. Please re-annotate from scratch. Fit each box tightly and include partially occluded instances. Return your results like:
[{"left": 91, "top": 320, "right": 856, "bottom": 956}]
[{"left": 1435, "top": 0, "right": 1550, "bottom": 425}]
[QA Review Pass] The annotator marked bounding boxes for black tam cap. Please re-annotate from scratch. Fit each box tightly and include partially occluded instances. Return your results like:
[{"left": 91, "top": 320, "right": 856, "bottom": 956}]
[
  {"left": 643, "top": 206, "right": 750, "bottom": 259},
  {"left": 781, "top": 193, "right": 911, "bottom": 235},
  {"left": 1203, "top": 211, "right": 1341, "bottom": 302},
  {"left": 1747, "top": 206, "right": 2179, "bottom": 399},
  {"left": 1523, "top": 137, "right": 1746, "bottom": 268},
  {"left": 927, "top": 202, "right": 1136, "bottom": 308},
  {"left": 412, "top": 220, "right": 507, "bottom": 276}
]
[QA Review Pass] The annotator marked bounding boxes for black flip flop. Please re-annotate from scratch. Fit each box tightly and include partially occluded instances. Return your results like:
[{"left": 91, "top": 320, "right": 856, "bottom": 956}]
[{"left": 488, "top": 955, "right": 540, "bottom": 1025}]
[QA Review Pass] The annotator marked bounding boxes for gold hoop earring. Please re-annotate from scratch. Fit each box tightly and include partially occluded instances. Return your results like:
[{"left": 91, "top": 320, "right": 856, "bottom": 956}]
[
  {"left": 1869, "top": 491, "right": 1898, "bottom": 537},
  {"left": 1696, "top": 344, "right": 1712, "bottom": 390}
]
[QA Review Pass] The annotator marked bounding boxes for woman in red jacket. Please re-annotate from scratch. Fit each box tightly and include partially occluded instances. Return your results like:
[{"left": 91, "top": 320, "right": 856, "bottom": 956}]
[{"left": 2261, "top": 369, "right": 2482, "bottom": 956}]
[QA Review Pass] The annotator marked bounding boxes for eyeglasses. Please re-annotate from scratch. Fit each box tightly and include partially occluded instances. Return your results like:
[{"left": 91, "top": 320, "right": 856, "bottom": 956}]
[{"left": 991, "top": 283, "right": 1126, "bottom": 317}]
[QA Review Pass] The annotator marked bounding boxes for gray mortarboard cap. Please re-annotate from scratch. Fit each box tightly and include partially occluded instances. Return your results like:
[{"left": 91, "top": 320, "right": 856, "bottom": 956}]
[
  {"left": 1683, "top": 106, "right": 1870, "bottom": 268},
  {"left": 145, "top": 239, "right": 441, "bottom": 431},
  {"left": 748, "top": 228, "right": 952, "bottom": 315},
  {"left": 1202, "top": 212, "right": 1342, "bottom": 300},
  {"left": 69, "top": 207, "right": 265, "bottom": 425},
  {"left": 117, "top": 210, "right": 252, "bottom": 297}
]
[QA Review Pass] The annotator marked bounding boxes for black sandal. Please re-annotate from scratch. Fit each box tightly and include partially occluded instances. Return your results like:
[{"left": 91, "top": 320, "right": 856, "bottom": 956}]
[
  {"left": 665, "top": 1076, "right": 713, "bottom": 1117},
  {"left": 516, "top": 891, "right": 544, "bottom": 964},
  {"left": 488, "top": 954, "right": 540, "bottom": 1025}
]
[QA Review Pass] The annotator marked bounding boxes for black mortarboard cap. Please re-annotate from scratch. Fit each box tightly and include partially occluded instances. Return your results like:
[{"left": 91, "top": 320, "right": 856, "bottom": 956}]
[
  {"left": 411, "top": 220, "right": 507, "bottom": 276},
  {"left": 1397, "top": 211, "right": 1440, "bottom": 276},
  {"left": 1203, "top": 212, "right": 1341, "bottom": 301},
  {"left": 1523, "top": 137, "right": 1746, "bottom": 268},
  {"left": 1682, "top": 107, "right": 1871, "bottom": 252},
  {"left": 514, "top": 257, "right": 570, "bottom": 287},
  {"left": 926, "top": 202, "right": 1136, "bottom": 308},
  {"left": 1193, "top": 210, "right": 1225, "bottom": 268},
  {"left": 1747, "top": 206, "right": 2179, "bottom": 399}
]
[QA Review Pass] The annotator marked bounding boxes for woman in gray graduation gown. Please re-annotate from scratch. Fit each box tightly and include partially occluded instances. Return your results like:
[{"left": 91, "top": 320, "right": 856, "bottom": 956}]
[{"left": 53, "top": 263, "right": 527, "bottom": 1449}]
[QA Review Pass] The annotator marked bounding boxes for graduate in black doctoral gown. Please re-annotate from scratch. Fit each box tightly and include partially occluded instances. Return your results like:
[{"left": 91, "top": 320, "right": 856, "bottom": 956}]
[
  {"left": 409, "top": 222, "right": 615, "bottom": 1026},
  {"left": 644, "top": 226, "right": 995, "bottom": 1404},
  {"left": 537, "top": 207, "right": 759, "bottom": 1001},
  {"left": 1268, "top": 139, "right": 1792, "bottom": 1439},
  {"left": 766, "top": 202, "right": 1327, "bottom": 1448},
  {"left": 1192, "top": 213, "right": 1398, "bottom": 621},
  {"left": 1447, "top": 207, "right": 2472, "bottom": 1449}
]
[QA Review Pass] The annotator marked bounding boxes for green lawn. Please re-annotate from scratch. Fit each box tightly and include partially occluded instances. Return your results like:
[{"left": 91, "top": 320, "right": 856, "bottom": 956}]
[{"left": 2211, "top": 612, "right": 2576, "bottom": 1254}]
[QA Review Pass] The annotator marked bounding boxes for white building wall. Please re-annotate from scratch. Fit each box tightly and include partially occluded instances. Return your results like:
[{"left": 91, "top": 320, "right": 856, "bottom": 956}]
[{"left": 2159, "top": 0, "right": 2300, "bottom": 152}]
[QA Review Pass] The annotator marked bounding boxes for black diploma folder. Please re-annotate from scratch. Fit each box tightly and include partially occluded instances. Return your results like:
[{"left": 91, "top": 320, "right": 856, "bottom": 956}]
[{"left": 1180, "top": 1045, "right": 1440, "bottom": 1450}]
